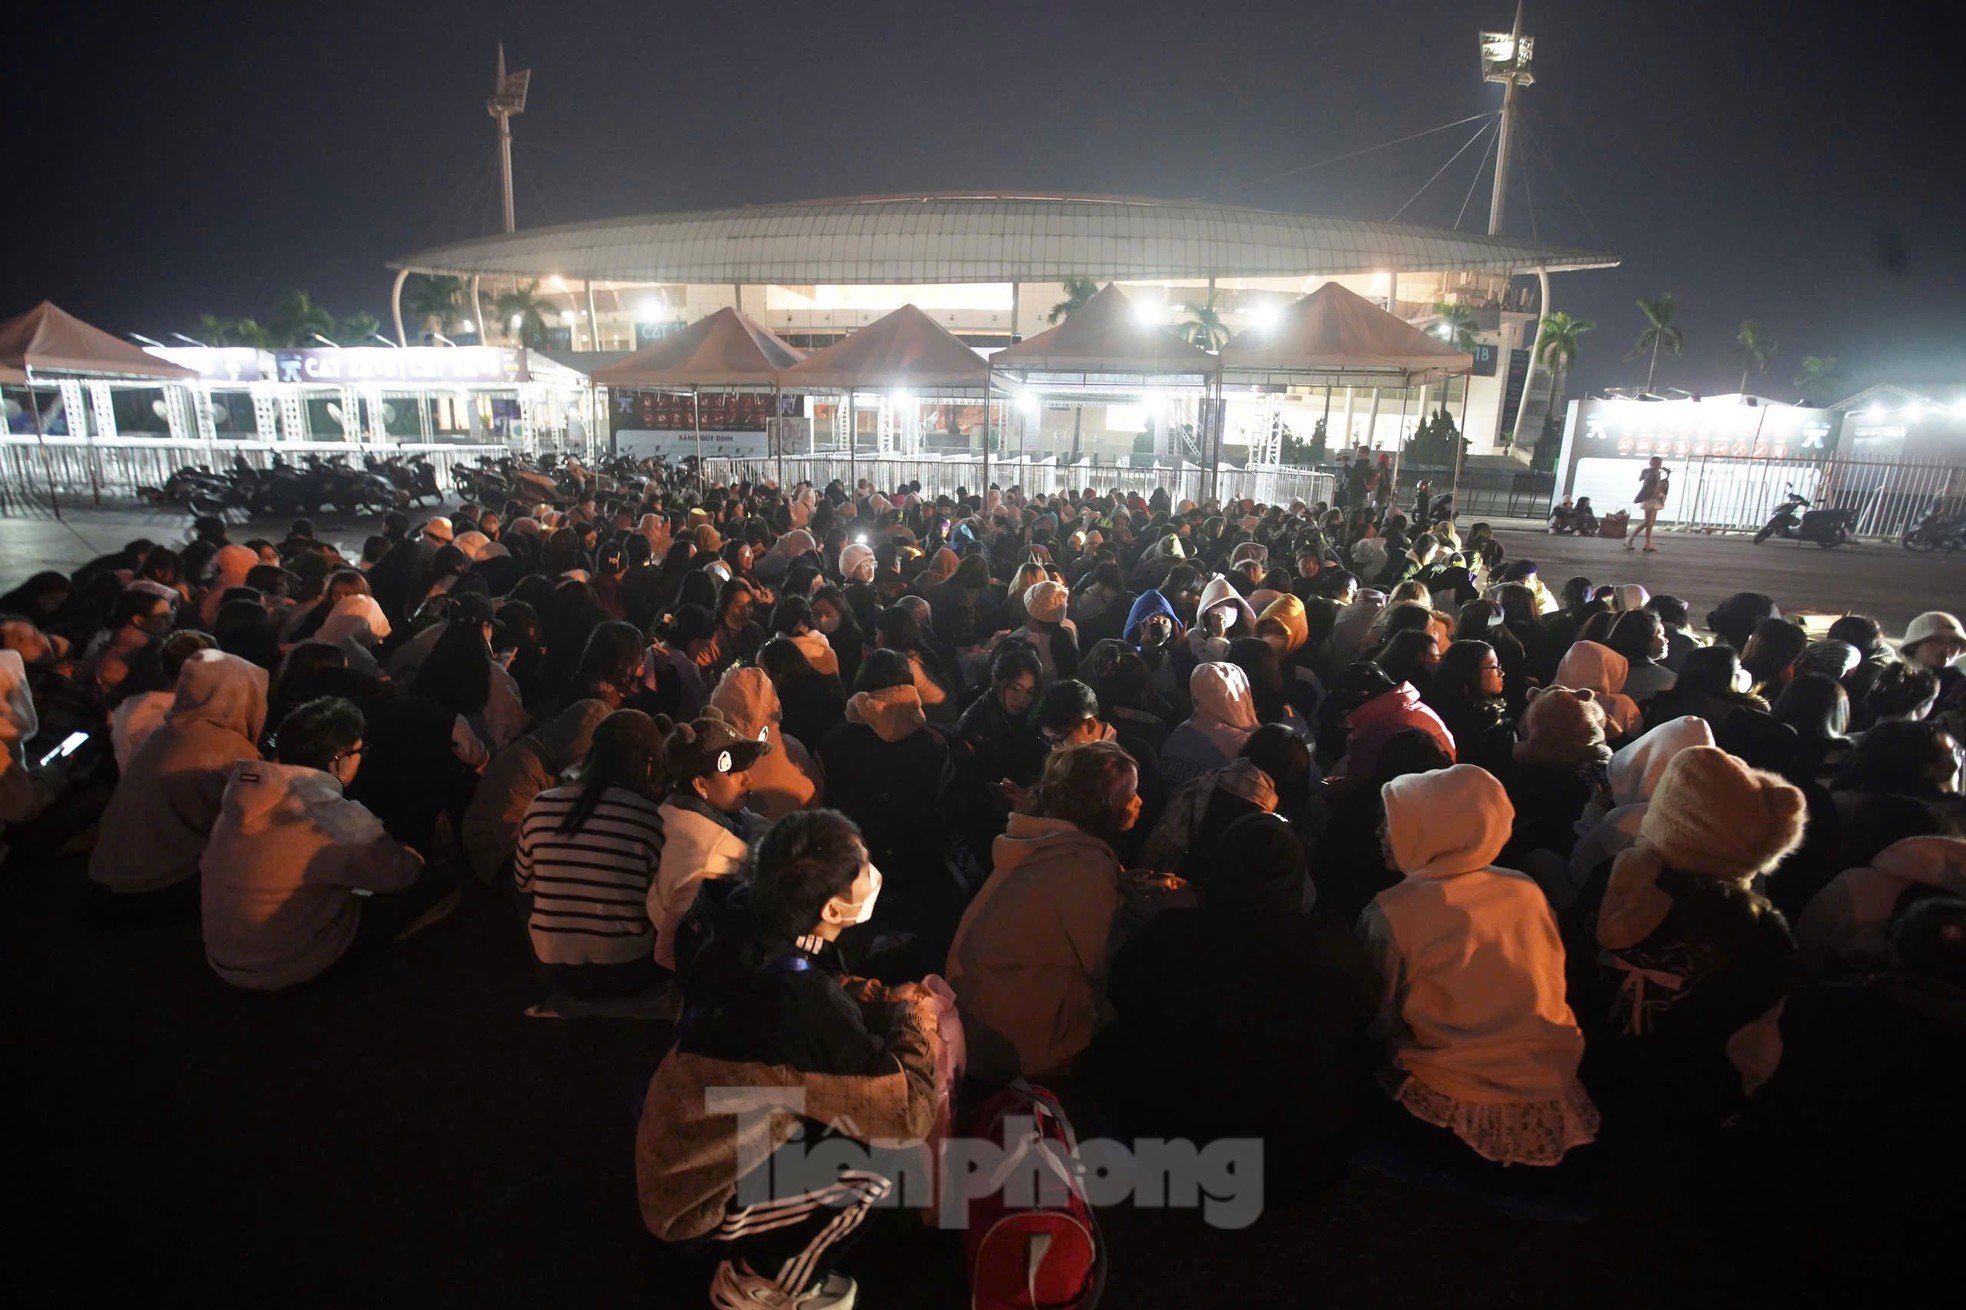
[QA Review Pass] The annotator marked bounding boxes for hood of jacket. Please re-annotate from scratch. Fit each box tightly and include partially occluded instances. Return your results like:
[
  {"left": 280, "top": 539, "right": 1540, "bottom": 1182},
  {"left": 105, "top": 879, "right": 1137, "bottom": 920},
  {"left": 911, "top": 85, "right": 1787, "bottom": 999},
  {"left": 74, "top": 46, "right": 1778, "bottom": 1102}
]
[
  {"left": 530, "top": 698, "right": 611, "bottom": 774},
  {"left": 1381, "top": 763, "right": 1515, "bottom": 878},
  {"left": 1259, "top": 593, "right": 1309, "bottom": 656},
  {"left": 1123, "top": 588, "right": 1180, "bottom": 644},
  {"left": 1556, "top": 640, "right": 1630, "bottom": 698},
  {"left": 710, "top": 666, "right": 782, "bottom": 741},
  {"left": 317, "top": 594, "right": 392, "bottom": 648},
  {"left": 216, "top": 758, "right": 383, "bottom": 844},
  {"left": 1331, "top": 590, "right": 1388, "bottom": 657},
  {"left": 838, "top": 542, "right": 875, "bottom": 583},
  {"left": 170, "top": 649, "right": 268, "bottom": 743},
  {"left": 1196, "top": 575, "right": 1258, "bottom": 633},
  {"left": 1607, "top": 714, "right": 1714, "bottom": 808},
  {"left": 1870, "top": 835, "right": 1966, "bottom": 892},
  {"left": 1190, "top": 661, "right": 1260, "bottom": 732},
  {"left": 989, "top": 811, "right": 1119, "bottom": 878},
  {"left": 212, "top": 544, "right": 258, "bottom": 588},
  {"left": 846, "top": 683, "right": 928, "bottom": 743}
]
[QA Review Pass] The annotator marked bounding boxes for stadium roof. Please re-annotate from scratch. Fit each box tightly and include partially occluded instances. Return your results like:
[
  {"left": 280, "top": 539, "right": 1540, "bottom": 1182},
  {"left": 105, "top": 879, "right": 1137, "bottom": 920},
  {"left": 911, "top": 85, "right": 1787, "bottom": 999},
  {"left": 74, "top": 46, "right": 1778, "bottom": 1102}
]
[{"left": 391, "top": 192, "right": 1619, "bottom": 285}]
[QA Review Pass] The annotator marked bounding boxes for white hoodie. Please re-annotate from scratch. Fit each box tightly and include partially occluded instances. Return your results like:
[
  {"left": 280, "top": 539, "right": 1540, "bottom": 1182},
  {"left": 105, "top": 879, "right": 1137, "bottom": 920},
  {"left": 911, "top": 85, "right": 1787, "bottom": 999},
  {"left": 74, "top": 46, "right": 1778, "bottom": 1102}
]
[
  {"left": 200, "top": 760, "right": 423, "bottom": 990},
  {"left": 1160, "top": 662, "right": 1260, "bottom": 787},
  {"left": 1569, "top": 716, "right": 1716, "bottom": 890}
]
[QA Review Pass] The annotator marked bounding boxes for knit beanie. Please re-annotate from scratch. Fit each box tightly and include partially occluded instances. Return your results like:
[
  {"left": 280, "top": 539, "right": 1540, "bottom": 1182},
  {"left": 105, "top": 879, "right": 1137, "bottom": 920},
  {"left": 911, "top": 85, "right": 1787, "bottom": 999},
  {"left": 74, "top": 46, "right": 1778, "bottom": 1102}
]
[
  {"left": 1598, "top": 745, "right": 1806, "bottom": 949},
  {"left": 1023, "top": 580, "right": 1069, "bottom": 626},
  {"left": 1512, "top": 686, "right": 1611, "bottom": 768}
]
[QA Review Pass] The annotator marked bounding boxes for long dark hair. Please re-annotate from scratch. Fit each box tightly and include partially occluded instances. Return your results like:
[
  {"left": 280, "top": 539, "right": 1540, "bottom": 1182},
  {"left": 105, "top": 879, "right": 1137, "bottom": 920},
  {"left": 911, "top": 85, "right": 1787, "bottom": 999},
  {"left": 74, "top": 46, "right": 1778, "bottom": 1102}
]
[
  {"left": 409, "top": 620, "right": 493, "bottom": 717},
  {"left": 562, "top": 732, "right": 664, "bottom": 834}
]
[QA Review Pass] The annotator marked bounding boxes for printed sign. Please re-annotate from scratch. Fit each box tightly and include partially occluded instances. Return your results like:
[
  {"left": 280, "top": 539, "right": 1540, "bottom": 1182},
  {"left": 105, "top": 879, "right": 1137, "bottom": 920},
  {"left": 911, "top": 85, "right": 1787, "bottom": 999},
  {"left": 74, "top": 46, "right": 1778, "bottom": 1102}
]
[{"left": 273, "top": 346, "right": 528, "bottom": 386}]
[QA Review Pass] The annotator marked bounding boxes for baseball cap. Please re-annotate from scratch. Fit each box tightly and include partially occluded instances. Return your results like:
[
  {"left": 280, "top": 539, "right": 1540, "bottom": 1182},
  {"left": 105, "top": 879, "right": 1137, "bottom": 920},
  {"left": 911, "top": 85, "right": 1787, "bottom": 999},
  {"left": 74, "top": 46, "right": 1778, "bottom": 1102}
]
[{"left": 662, "top": 712, "right": 769, "bottom": 781}]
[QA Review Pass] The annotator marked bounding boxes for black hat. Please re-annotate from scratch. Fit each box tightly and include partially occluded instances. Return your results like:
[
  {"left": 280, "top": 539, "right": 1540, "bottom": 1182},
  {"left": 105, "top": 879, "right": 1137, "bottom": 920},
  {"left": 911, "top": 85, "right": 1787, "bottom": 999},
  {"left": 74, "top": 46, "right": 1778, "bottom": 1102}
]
[{"left": 662, "top": 711, "right": 768, "bottom": 781}]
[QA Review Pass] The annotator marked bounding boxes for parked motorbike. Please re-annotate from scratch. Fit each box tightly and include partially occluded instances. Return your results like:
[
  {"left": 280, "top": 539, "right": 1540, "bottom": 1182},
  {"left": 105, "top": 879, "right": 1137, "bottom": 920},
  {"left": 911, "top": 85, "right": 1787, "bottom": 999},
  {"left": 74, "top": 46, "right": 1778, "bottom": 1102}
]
[
  {"left": 1754, "top": 488, "right": 1855, "bottom": 548},
  {"left": 1901, "top": 498, "right": 1966, "bottom": 553}
]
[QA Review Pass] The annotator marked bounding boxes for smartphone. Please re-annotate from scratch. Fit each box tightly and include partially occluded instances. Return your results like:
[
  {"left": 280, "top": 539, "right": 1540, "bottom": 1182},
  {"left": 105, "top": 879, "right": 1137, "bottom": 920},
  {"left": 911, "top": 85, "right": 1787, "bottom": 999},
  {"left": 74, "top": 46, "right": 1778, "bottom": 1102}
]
[{"left": 38, "top": 730, "right": 89, "bottom": 769}]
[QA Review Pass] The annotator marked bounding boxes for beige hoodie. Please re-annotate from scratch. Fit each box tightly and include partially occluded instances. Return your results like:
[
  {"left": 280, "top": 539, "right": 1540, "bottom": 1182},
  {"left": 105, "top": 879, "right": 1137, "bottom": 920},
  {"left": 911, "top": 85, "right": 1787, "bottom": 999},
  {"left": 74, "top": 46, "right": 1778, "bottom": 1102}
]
[
  {"left": 1555, "top": 640, "right": 1644, "bottom": 737},
  {"left": 845, "top": 684, "right": 928, "bottom": 744},
  {"left": 1362, "top": 764, "right": 1591, "bottom": 1108},
  {"left": 709, "top": 667, "right": 821, "bottom": 819},
  {"left": 90, "top": 650, "right": 269, "bottom": 893}
]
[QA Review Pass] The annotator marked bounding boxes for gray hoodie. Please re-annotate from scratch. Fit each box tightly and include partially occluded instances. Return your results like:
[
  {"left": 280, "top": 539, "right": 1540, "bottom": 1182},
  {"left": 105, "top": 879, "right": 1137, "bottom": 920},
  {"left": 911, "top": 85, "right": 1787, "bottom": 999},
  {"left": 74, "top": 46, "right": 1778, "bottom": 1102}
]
[{"left": 200, "top": 760, "right": 423, "bottom": 990}]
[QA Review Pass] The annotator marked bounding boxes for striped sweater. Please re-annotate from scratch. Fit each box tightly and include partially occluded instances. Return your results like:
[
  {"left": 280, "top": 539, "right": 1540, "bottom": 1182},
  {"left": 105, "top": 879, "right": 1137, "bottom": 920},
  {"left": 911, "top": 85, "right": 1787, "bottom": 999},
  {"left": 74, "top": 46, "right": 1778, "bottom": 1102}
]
[{"left": 514, "top": 784, "right": 666, "bottom": 967}]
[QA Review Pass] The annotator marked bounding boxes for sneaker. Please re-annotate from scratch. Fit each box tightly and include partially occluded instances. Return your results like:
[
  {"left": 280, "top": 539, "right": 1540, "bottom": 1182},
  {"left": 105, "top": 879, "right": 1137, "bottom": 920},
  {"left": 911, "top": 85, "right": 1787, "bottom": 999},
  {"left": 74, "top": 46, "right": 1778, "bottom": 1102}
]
[{"left": 709, "top": 1261, "right": 858, "bottom": 1309}]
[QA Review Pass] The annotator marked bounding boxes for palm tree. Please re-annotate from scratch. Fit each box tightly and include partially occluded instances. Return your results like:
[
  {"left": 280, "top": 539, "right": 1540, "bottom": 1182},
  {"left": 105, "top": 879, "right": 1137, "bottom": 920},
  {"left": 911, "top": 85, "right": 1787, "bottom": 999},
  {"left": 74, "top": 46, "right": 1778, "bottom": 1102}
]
[
  {"left": 1729, "top": 320, "right": 1778, "bottom": 395},
  {"left": 1179, "top": 291, "right": 1229, "bottom": 352},
  {"left": 267, "top": 290, "right": 337, "bottom": 347},
  {"left": 1793, "top": 354, "right": 1841, "bottom": 405},
  {"left": 1630, "top": 294, "right": 1684, "bottom": 395},
  {"left": 337, "top": 311, "right": 382, "bottom": 346},
  {"left": 1430, "top": 300, "right": 1479, "bottom": 352},
  {"left": 494, "top": 283, "right": 552, "bottom": 349},
  {"left": 404, "top": 275, "right": 467, "bottom": 338},
  {"left": 1047, "top": 275, "right": 1099, "bottom": 325},
  {"left": 1535, "top": 311, "right": 1594, "bottom": 429}
]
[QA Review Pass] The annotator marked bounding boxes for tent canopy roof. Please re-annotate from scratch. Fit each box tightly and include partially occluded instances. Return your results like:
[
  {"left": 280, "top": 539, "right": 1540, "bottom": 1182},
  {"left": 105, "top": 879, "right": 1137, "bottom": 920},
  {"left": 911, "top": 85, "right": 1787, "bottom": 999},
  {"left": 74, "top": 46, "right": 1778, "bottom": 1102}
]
[
  {"left": 1219, "top": 282, "right": 1472, "bottom": 383},
  {"left": 588, "top": 307, "right": 802, "bottom": 388},
  {"left": 0, "top": 302, "right": 199, "bottom": 384},
  {"left": 779, "top": 303, "right": 990, "bottom": 392},
  {"left": 989, "top": 283, "right": 1215, "bottom": 378}
]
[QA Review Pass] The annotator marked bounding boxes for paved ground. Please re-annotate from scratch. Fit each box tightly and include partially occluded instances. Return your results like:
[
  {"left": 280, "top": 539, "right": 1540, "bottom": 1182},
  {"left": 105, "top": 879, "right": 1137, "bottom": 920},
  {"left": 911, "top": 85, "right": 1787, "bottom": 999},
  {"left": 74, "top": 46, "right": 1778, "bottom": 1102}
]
[{"left": 5, "top": 500, "right": 1963, "bottom": 638}]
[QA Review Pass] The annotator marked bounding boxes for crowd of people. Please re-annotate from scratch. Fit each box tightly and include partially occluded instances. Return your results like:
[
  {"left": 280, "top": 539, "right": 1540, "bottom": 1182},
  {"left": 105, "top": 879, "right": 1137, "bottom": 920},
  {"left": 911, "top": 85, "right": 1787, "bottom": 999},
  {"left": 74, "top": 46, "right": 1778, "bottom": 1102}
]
[{"left": 4, "top": 463, "right": 1963, "bottom": 1308}]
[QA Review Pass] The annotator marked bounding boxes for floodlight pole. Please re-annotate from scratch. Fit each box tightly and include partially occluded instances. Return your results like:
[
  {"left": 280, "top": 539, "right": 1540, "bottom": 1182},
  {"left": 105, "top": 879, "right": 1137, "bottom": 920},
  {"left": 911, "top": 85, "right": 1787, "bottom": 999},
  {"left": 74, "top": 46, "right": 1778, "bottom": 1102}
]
[
  {"left": 487, "top": 45, "right": 529, "bottom": 235},
  {"left": 1486, "top": 4, "right": 1530, "bottom": 236}
]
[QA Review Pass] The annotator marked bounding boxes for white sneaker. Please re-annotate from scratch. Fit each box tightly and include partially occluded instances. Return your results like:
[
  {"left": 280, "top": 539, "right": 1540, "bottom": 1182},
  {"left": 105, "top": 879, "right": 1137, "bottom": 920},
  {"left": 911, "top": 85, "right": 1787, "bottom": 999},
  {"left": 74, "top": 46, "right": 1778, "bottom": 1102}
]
[{"left": 709, "top": 1260, "right": 858, "bottom": 1309}]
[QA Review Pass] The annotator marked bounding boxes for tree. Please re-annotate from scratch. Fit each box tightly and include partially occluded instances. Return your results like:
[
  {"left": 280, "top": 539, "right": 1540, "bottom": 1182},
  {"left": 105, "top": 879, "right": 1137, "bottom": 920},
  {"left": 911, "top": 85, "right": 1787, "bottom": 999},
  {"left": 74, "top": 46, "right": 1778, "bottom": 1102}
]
[
  {"left": 493, "top": 282, "right": 552, "bottom": 349},
  {"left": 405, "top": 275, "right": 467, "bottom": 337},
  {"left": 336, "top": 311, "right": 382, "bottom": 346},
  {"left": 1047, "top": 275, "right": 1099, "bottom": 325},
  {"left": 1430, "top": 300, "right": 1479, "bottom": 352},
  {"left": 1729, "top": 320, "right": 1779, "bottom": 395},
  {"left": 1178, "top": 291, "right": 1228, "bottom": 352},
  {"left": 1794, "top": 354, "right": 1841, "bottom": 405},
  {"left": 1281, "top": 417, "right": 1328, "bottom": 467},
  {"left": 1402, "top": 407, "right": 1468, "bottom": 468},
  {"left": 1535, "top": 310, "right": 1594, "bottom": 423},
  {"left": 267, "top": 290, "right": 337, "bottom": 347},
  {"left": 1630, "top": 294, "right": 1684, "bottom": 395}
]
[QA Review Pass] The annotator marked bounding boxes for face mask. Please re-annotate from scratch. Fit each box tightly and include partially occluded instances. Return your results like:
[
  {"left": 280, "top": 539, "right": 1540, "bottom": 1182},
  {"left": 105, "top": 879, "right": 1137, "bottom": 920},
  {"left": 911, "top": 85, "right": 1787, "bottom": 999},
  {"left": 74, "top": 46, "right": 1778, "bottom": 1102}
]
[
  {"left": 827, "top": 865, "right": 883, "bottom": 927},
  {"left": 1732, "top": 666, "right": 1754, "bottom": 694},
  {"left": 817, "top": 613, "right": 841, "bottom": 634}
]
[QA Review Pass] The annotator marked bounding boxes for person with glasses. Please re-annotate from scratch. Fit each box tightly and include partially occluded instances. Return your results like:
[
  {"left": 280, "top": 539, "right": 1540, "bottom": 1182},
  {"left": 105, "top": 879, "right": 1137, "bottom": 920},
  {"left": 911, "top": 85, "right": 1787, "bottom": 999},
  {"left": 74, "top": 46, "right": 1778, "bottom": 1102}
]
[{"left": 200, "top": 695, "right": 447, "bottom": 990}]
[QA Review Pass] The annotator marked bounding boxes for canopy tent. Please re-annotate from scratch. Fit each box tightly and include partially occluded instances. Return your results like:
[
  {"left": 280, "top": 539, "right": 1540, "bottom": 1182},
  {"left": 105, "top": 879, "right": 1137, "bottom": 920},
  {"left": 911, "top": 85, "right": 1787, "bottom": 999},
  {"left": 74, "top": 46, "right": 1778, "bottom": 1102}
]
[
  {"left": 779, "top": 303, "right": 990, "bottom": 392},
  {"left": 0, "top": 301, "right": 199, "bottom": 384},
  {"left": 988, "top": 283, "right": 1216, "bottom": 382},
  {"left": 1218, "top": 281, "right": 1472, "bottom": 386},
  {"left": 588, "top": 307, "right": 802, "bottom": 388}
]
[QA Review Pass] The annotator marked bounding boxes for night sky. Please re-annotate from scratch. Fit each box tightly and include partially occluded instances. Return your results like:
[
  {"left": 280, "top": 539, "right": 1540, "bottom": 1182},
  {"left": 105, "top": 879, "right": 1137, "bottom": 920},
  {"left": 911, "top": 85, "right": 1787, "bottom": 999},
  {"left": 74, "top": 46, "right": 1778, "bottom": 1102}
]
[{"left": 7, "top": 0, "right": 1959, "bottom": 399}]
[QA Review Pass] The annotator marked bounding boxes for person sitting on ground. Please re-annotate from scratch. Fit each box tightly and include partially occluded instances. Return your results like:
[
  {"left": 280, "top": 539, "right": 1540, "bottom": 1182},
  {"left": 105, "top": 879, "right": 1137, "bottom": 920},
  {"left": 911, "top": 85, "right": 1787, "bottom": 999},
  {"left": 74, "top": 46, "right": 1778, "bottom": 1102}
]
[
  {"left": 1794, "top": 831, "right": 1966, "bottom": 979},
  {"left": 651, "top": 714, "right": 769, "bottom": 973},
  {"left": 1498, "top": 686, "right": 1612, "bottom": 883},
  {"left": 87, "top": 649, "right": 268, "bottom": 921},
  {"left": 461, "top": 699, "right": 610, "bottom": 887},
  {"left": 708, "top": 665, "right": 823, "bottom": 820},
  {"left": 1569, "top": 715, "right": 1716, "bottom": 898},
  {"left": 635, "top": 808, "right": 938, "bottom": 1310},
  {"left": 947, "top": 739, "right": 1143, "bottom": 1085},
  {"left": 1360, "top": 763, "right": 1600, "bottom": 1171},
  {"left": 940, "top": 643, "right": 1046, "bottom": 876},
  {"left": 200, "top": 696, "right": 441, "bottom": 990},
  {"left": 1096, "top": 811, "right": 1379, "bottom": 1196},
  {"left": 109, "top": 628, "right": 216, "bottom": 770},
  {"left": 1857, "top": 659, "right": 1939, "bottom": 734},
  {"left": 1554, "top": 639, "right": 1644, "bottom": 740},
  {"left": 514, "top": 708, "right": 674, "bottom": 997},
  {"left": 1572, "top": 746, "right": 1805, "bottom": 1130},
  {"left": 1136, "top": 756, "right": 1277, "bottom": 887},
  {"left": 1160, "top": 660, "right": 1261, "bottom": 787},
  {"left": 1605, "top": 608, "right": 1678, "bottom": 707},
  {"left": 1644, "top": 593, "right": 1701, "bottom": 675}
]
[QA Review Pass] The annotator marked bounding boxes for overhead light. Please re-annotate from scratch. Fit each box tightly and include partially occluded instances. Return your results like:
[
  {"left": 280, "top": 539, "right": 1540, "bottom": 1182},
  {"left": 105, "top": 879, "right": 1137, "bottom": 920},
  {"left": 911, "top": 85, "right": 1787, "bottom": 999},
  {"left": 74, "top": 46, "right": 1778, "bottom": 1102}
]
[
  {"left": 459, "top": 319, "right": 476, "bottom": 334},
  {"left": 892, "top": 391, "right": 915, "bottom": 410},
  {"left": 638, "top": 297, "right": 665, "bottom": 321},
  {"left": 510, "top": 315, "right": 524, "bottom": 329},
  {"left": 1252, "top": 303, "right": 1284, "bottom": 332},
  {"left": 1952, "top": 399, "right": 1966, "bottom": 417},
  {"left": 1133, "top": 302, "right": 1162, "bottom": 327}
]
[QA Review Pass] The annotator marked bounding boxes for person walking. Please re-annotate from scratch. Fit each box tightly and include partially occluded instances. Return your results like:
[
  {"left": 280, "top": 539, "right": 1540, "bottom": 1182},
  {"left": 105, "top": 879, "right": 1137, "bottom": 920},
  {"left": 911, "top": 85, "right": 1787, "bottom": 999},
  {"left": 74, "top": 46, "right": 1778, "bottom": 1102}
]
[{"left": 1626, "top": 456, "right": 1669, "bottom": 553}]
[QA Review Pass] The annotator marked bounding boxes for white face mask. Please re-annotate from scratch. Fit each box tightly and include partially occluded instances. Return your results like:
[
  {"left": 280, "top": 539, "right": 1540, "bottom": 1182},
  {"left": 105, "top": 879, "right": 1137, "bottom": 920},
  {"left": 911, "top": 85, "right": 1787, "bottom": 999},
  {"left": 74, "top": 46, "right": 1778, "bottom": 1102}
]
[
  {"left": 826, "top": 865, "right": 882, "bottom": 927},
  {"left": 816, "top": 612, "right": 841, "bottom": 634},
  {"left": 1732, "top": 666, "right": 1754, "bottom": 694}
]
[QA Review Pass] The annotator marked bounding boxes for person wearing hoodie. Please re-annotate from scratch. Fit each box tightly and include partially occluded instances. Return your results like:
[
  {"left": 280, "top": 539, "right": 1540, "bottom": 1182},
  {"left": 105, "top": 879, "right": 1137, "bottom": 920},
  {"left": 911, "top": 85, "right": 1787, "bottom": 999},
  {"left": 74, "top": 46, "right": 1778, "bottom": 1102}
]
[
  {"left": 947, "top": 739, "right": 1142, "bottom": 1085},
  {"left": 1568, "top": 715, "right": 1717, "bottom": 898},
  {"left": 1187, "top": 575, "right": 1258, "bottom": 666},
  {"left": 200, "top": 695, "right": 436, "bottom": 990},
  {"left": 1794, "top": 834, "right": 1966, "bottom": 978},
  {"left": 709, "top": 665, "right": 822, "bottom": 819},
  {"left": 649, "top": 714, "right": 770, "bottom": 973},
  {"left": 1360, "top": 764, "right": 1600, "bottom": 1169},
  {"left": 312, "top": 593, "right": 393, "bottom": 678},
  {"left": 1095, "top": 811, "right": 1380, "bottom": 1195},
  {"left": 1497, "top": 686, "right": 1612, "bottom": 888},
  {"left": 196, "top": 543, "right": 258, "bottom": 630},
  {"left": 1160, "top": 661, "right": 1262, "bottom": 788},
  {"left": 817, "top": 650, "right": 951, "bottom": 937},
  {"left": 87, "top": 649, "right": 269, "bottom": 918},
  {"left": 1554, "top": 640, "right": 1644, "bottom": 740},
  {"left": 1012, "top": 578, "right": 1079, "bottom": 683},
  {"left": 461, "top": 699, "right": 610, "bottom": 886},
  {"left": 1329, "top": 588, "right": 1389, "bottom": 667},
  {"left": 1337, "top": 675, "right": 1456, "bottom": 781},
  {"left": 939, "top": 643, "right": 1046, "bottom": 876},
  {"left": 635, "top": 808, "right": 938, "bottom": 1310},
  {"left": 1573, "top": 746, "right": 1804, "bottom": 1129},
  {"left": 767, "top": 594, "right": 841, "bottom": 680}
]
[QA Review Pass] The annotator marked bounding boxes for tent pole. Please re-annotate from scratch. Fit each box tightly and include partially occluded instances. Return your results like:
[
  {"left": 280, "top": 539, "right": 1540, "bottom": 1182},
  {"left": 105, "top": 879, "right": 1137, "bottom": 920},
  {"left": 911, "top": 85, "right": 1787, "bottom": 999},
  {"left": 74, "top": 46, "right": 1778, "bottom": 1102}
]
[
  {"left": 980, "top": 366, "right": 991, "bottom": 500},
  {"left": 773, "top": 384, "right": 784, "bottom": 490},
  {"left": 693, "top": 386, "right": 703, "bottom": 497},
  {"left": 1453, "top": 371, "right": 1471, "bottom": 513},
  {"left": 847, "top": 390, "right": 856, "bottom": 508},
  {"left": 1390, "top": 378, "right": 1411, "bottom": 499},
  {"left": 24, "top": 368, "right": 60, "bottom": 518}
]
